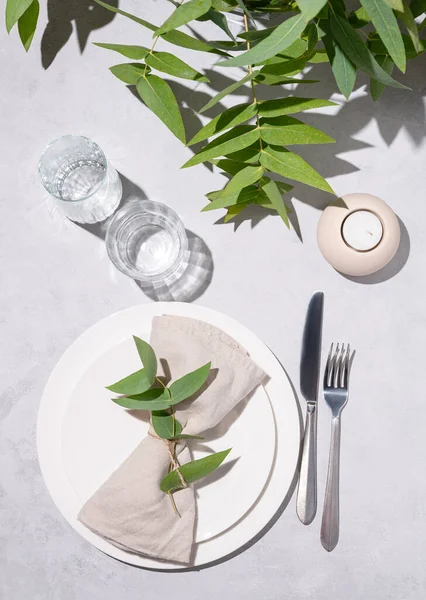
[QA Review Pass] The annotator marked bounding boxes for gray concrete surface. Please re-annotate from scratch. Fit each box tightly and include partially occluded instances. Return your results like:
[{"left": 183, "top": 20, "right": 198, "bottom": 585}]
[{"left": 1, "top": 1, "right": 426, "bottom": 598}]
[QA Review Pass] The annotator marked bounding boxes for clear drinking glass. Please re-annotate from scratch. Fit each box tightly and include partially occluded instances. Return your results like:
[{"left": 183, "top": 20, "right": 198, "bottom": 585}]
[
  {"left": 38, "top": 135, "right": 122, "bottom": 224},
  {"left": 105, "top": 199, "right": 188, "bottom": 284}
]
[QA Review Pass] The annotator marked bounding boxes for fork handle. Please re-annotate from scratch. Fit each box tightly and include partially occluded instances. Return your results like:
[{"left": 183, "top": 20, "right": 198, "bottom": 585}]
[
  {"left": 321, "top": 416, "right": 341, "bottom": 551},
  {"left": 296, "top": 403, "right": 317, "bottom": 525}
]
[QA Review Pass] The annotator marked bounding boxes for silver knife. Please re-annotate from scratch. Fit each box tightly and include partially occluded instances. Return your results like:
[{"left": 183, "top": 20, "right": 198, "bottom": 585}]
[{"left": 296, "top": 291, "right": 324, "bottom": 525}]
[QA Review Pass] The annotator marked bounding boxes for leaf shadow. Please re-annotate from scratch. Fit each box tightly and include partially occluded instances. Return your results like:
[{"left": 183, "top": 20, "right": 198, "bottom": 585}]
[{"left": 41, "top": 0, "right": 118, "bottom": 69}]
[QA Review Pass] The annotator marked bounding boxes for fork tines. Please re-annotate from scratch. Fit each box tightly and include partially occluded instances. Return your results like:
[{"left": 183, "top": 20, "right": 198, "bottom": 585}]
[{"left": 324, "top": 343, "right": 350, "bottom": 389}]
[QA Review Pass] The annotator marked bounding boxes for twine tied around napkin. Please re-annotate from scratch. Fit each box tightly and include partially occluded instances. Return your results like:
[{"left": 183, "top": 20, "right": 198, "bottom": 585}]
[{"left": 78, "top": 315, "right": 266, "bottom": 564}]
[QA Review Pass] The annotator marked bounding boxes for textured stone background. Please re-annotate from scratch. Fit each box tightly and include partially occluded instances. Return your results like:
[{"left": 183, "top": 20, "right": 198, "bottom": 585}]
[{"left": 1, "top": 1, "right": 426, "bottom": 598}]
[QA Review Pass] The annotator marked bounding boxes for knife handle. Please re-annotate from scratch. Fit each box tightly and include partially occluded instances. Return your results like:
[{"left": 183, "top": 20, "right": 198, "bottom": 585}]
[{"left": 296, "top": 403, "right": 317, "bottom": 525}]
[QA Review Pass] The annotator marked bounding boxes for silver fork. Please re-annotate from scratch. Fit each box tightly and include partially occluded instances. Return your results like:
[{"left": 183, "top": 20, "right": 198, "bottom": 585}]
[{"left": 321, "top": 343, "right": 352, "bottom": 552}]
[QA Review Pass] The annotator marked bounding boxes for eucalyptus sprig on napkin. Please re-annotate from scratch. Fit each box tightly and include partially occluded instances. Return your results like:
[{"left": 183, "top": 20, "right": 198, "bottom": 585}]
[{"left": 107, "top": 335, "right": 231, "bottom": 514}]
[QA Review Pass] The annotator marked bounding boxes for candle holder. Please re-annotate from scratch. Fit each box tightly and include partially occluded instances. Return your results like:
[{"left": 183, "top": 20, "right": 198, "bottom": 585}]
[{"left": 317, "top": 193, "right": 401, "bottom": 277}]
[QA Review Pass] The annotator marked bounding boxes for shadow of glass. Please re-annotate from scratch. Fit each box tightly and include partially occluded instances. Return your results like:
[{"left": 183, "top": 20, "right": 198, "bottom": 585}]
[
  {"left": 41, "top": 0, "right": 118, "bottom": 69},
  {"left": 342, "top": 217, "right": 410, "bottom": 284},
  {"left": 135, "top": 230, "right": 214, "bottom": 302}
]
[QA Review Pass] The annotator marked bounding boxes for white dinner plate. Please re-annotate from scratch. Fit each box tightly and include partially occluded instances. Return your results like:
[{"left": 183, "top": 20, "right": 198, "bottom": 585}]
[{"left": 37, "top": 303, "right": 300, "bottom": 569}]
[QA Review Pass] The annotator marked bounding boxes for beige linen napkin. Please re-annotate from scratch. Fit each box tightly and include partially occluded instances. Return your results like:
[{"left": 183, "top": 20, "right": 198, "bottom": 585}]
[{"left": 78, "top": 315, "right": 266, "bottom": 564}]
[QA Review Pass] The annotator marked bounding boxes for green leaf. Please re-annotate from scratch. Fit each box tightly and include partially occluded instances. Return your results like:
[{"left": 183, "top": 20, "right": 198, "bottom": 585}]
[
  {"left": 400, "top": 1, "right": 422, "bottom": 53},
  {"left": 359, "top": 0, "right": 406, "bottom": 72},
  {"left": 212, "top": 158, "right": 252, "bottom": 175},
  {"left": 156, "top": 0, "right": 212, "bottom": 36},
  {"left": 145, "top": 51, "right": 209, "bottom": 82},
  {"left": 367, "top": 31, "right": 425, "bottom": 56},
  {"left": 94, "top": 43, "right": 149, "bottom": 59},
  {"left": 329, "top": 13, "right": 410, "bottom": 89},
  {"left": 182, "top": 125, "right": 261, "bottom": 168},
  {"left": 224, "top": 203, "right": 250, "bottom": 222},
  {"left": 133, "top": 336, "right": 157, "bottom": 385},
  {"left": 297, "top": 0, "right": 328, "bottom": 22},
  {"left": 262, "top": 178, "right": 289, "bottom": 227},
  {"left": 113, "top": 388, "right": 170, "bottom": 411},
  {"left": 212, "top": 0, "right": 237, "bottom": 11},
  {"left": 306, "top": 22, "right": 319, "bottom": 57},
  {"left": 106, "top": 368, "right": 151, "bottom": 395},
  {"left": 152, "top": 410, "right": 183, "bottom": 439},
  {"left": 169, "top": 362, "right": 211, "bottom": 404},
  {"left": 207, "top": 185, "right": 266, "bottom": 204},
  {"left": 384, "top": 0, "right": 404, "bottom": 10},
  {"left": 110, "top": 63, "right": 147, "bottom": 85},
  {"left": 5, "top": 0, "right": 33, "bottom": 32},
  {"left": 17, "top": 0, "right": 39, "bottom": 51},
  {"left": 323, "top": 27, "right": 357, "bottom": 98},
  {"left": 308, "top": 49, "right": 330, "bottom": 63},
  {"left": 238, "top": 26, "right": 278, "bottom": 42},
  {"left": 275, "top": 180, "right": 294, "bottom": 194},
  {"left": 160, "top": 449, "right": 232, "bottom": 492},
  {"left": 254, "top": 73, "right": 319, "bottom": 85},
  {"left": 188, "top": 102, "right": 258, "bottom": 145},
  {"left": 224, "top": 144, "right": 262, "bottom": 163},
  {"left": 349, "top": 6, "right": 371, "bottom": 27},
  {"left": 199, "top": 71, "right": 258, "bottom": 113},
  {"left": 170, "top": 434, "right": 205, "bottom": 440},
  {"left": 137, "top": 75, "right": 186, "bottom": 143},
  {"left": 259, "top": 116, "right": 335, "bottom": 145},
  {"left": 258, "top": 97, "right": 337, "bottom": 118},
  {"left": 198, "top": 8, "right": 235, "bottom": 40},
  {"left": 410, "top": 0, "right": 426, "bottom": 17},
  {"left": 217, "top": 14, "right": 307, "bottom": 67},
  {"left": 260, "top": 56, "right": 307, "bottom": 76},
  {"left": 370, "top": 55, "right": 394, "bottom": 99},
  {"left": 94, "top": 0, "right": 226, "bottom": 55},
  {"left": 260, "top": 145, "right": 334, "bottom": 193},
  {"left": 259, "top": 38, "right": 308, "bottom": 63},
  {"left": 202, "top": 165, "right": 265, "bottom": 211}
]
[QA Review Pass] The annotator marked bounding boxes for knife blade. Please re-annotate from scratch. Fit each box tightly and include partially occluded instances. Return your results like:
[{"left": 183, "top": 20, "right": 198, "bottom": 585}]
[{"left": 296, "top": 291, "right": 324, "bottom": 525}]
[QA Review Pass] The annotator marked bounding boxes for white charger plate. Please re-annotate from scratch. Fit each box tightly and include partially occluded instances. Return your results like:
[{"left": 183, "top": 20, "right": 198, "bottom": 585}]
[{"left": 37, "top": 303, "right": 300, "bottom": 569}]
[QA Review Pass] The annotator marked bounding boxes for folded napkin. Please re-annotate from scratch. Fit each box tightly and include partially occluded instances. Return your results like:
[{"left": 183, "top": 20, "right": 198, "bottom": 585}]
[{"left": 78, "top": 315, "right": 266, "bottom": 564}]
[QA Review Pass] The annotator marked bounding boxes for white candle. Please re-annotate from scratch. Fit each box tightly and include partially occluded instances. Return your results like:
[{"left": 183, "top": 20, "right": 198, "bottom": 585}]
[{"left": 342, "top": 210, "right": 383, "bottom": 251}]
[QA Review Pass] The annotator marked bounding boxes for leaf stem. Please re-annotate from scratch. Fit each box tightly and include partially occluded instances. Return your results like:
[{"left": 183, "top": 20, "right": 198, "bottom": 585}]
[
  {"left": 143, "top": 0, "right": 186, "bottom": 76},
  {"left": 243, "top": 13, "right": 263, "bottom": 154},
  {"left": 155, "top": 377, "right": 179, "bottom": 512}
]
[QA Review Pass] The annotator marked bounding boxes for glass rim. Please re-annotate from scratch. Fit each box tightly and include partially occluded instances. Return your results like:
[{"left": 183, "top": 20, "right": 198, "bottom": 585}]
[
  {"left": 38, "top": 134, "right": 108, "bottom": 202},
  {"left": 105, "top": 199, "right": 188, "bottom": 284}
]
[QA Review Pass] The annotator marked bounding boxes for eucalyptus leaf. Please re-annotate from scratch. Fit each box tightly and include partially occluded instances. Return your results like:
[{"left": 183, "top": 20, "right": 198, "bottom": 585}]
[
  {"left": 198, "top": 8, "right": 235, "bottom": 40},
  {"left": 94, "top": 43, "right": 149, "bottom": 59},
  {"left": 182, "top": 125, "right": 261, "bottom": 168},
  {"left": 133, "top": 336, "right": 157, "bottom": 385},
  {"left": 160, "top": 449, "right": 232, "bottom": 492},
  {"left": 308, "top": 49, "right": 330, "bottom": 63},
  {"left": 260, "top": 145, "right": 334, "bottom": 193},
  {"left": 254, "top": 73, "right": 319, "bottom": 85},
  {"left": 6, "top": 0, "right": 33, "bottom": 32},
  {"left": 297, "top": 0, "right": 328, "bottom": 22},
  {"left": 106, "top": 368, "right": 151, "bottom": 395},
  {"left": 258, "top": 97, "right": 337, "bottom": 117},
  {"left": 17, "top": 0, "right": 39, "bottom": 51},
  {"left": 262, "top": 178, "right": 290, "bottom": 226},
  {"left": 217, "top": 14, "right": 307, "bottom": 67},
  {"left": 188, "top": 102, "right": 258, "bottom": 145},
  {"left": 238, "top": 26, "right": 278, "bottom": 42},
  {"left": 367, "top": 32, "right": 425, "bottom": 57},
  {"left": 383, "top": 0, "right": 404, "bottom": 9},
  {"left": 224, "top": 203, "right": 251, "bottom": 222},
  {"left": 330, "top": 13, "right": 409, "bottom": 89},
  {"left": 137, "top": 75, "right": 186, "bottom": 143},
  {"left": 95, "top": 0, "right": 226, "bottom": 55},
  {"left": 224, "top": 144, "right": 263, "bottom": 163},
  {"left": 156, "top": 0, "right": 212, "bottom": 36},
  {"left": 323, "top": 30, "right": 357, "bottom": 98},
  {"left": 349, "top": 6, "right": 371, "bottom": 28},
  {"left": 260, "top": 38, "right": 308, "bottom": 63},
  {"left": 399, "top": 1, "right": 422, "bottom": 53},
  {"left": 212, "top": 158, "right": 252, "bottom": 175},
  {"left": 152, "top": 410, "right": 183, "bottom": 439},
  {"left": 207, "top": 185, "right": 267, "bottom": 205},
  {"left": 110, "top": 63, "right": 147, "bottom": 85},
  {"left": 112, "top": 388, "right": 170, "bottom": 411},
  {"left": 146, "top": 51, "right": 209, "bottom": 81},
  {"left": 259, "top": 116, "right": 335, "bottom": 145},
  {"left": 212, "top": 0, "right": 237, "bottom": 10},
  {"left": 370, "top": 55, "right": 394, "bottom": 99},
  {"left": 202, "top": 165, "right": 265, "bottom": 210},
  {"left": 199, "top": 72, "right": 258, "bottom": 113},
  {"left": 169, "top": 362, "right": 211, "bottom": 404},
  {"left": 359, "top": 0, "right": 406, "bottom": 72},
  {"left": 260, "top": 56, "right": 307, "bottom": 76}
]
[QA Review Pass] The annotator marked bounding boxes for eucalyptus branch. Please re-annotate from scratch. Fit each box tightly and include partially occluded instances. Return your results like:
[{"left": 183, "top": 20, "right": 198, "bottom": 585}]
[{"left": 143, "top": 0, "right": 186, "bottom": 75}]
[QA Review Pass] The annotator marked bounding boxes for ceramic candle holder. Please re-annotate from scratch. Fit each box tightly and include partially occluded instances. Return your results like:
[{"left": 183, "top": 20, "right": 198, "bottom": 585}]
[{"left": 317, "top": 193, "right": 401, "bottom": 277}]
